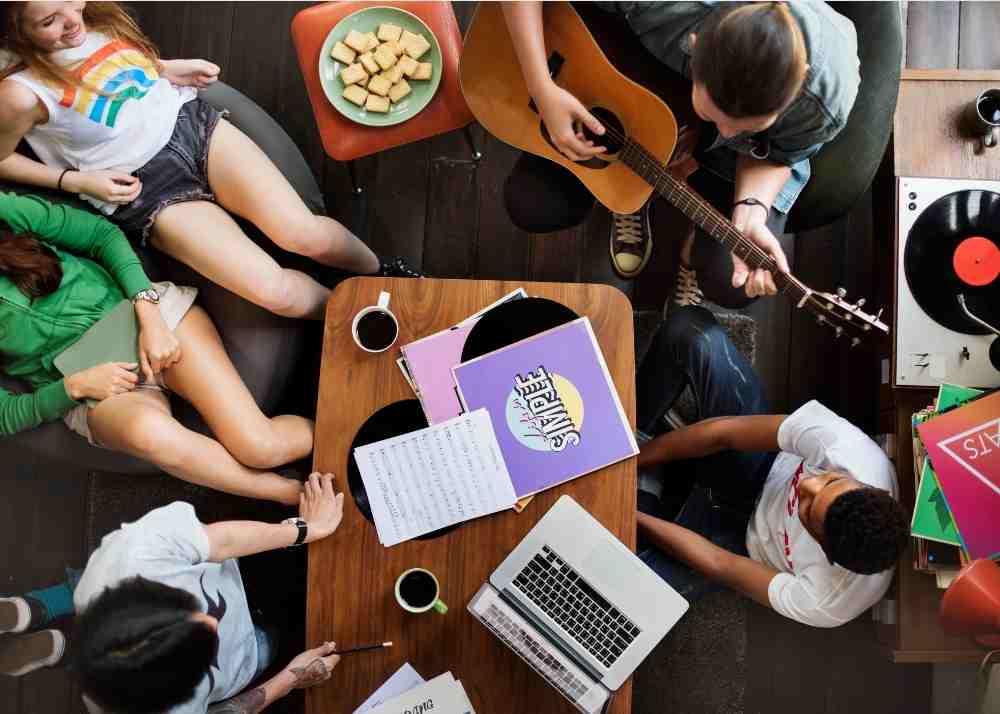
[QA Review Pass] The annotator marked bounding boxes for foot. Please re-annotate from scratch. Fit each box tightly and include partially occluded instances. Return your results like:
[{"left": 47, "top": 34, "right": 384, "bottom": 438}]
[
  {"left": 0, "top": 630, "right": 66, "bottom": 676},
  {"left": 663, "top": 262, "right": 704, "bottom": 318},
  {"left": 609, "top": 201, "right": 653, "bottom": 279},
  {"left": 0, "top": 597, "right": 34, "bottom": 634},
  {"left": 378, "top": 257, "right": 422, "bottom": 278}
]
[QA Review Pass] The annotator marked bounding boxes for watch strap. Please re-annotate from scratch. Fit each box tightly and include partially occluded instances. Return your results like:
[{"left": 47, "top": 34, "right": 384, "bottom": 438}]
[{"left": 284, "top": 518, "right": 308, "bottom": 547}]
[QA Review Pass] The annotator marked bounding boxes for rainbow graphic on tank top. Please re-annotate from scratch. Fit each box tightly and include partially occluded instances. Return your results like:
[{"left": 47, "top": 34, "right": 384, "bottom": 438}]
[{"left": 58, "top": 40, "right": 158, "bottom": 128}]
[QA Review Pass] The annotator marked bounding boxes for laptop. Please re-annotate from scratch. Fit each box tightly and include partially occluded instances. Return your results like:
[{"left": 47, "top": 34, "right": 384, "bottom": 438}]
[{"left": 468, "top": 495, "right": 688, "bottom": 714}]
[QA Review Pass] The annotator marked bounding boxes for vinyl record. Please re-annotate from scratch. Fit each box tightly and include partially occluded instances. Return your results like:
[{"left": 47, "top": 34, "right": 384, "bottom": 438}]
[
  {"left": 461, "top": 297, "right": 579, "bottom": 362},
  {"left": 347, "top": 399, "right": 459, "bottom": 540},
  {"left": 904, "top": 189, "right": 1000, "bottom": 334}
]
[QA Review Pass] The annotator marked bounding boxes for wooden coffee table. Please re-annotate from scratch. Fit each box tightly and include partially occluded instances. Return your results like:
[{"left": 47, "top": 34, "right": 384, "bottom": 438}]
[{"left": 308, "top": 277, "right": 637, "bottom": 714}]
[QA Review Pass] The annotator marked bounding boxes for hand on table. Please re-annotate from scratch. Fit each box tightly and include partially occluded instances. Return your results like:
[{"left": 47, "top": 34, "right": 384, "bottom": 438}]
[{"left": 299, "top": 472, "right": 344, "bottom": 543}]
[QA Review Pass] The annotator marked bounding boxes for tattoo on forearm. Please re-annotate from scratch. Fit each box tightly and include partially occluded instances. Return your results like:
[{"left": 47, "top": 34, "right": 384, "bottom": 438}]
[
  {"left": 207, "top": 686, "right": 266, "bottom": 714},
  {"left": 289, "top": 658, "right": 331, "bottom": 690}
]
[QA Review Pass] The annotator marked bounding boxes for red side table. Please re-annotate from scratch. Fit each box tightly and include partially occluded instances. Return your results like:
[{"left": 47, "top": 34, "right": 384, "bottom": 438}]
[{"left": 291, "top": 1, "right": 479, "bottom": 193}]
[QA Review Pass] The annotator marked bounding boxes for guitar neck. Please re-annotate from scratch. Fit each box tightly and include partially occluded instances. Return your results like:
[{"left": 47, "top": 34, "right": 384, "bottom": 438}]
[{"left": 618, "top": 140, "right": 806, "bottom": 301}]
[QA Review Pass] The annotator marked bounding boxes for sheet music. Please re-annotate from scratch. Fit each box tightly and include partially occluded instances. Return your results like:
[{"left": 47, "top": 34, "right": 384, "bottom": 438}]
[
  {"left": 355, "top": 409, "right": 516, "bottom": 546},
  {"left": 353, "top": 663, "right": 425, "bottom": 714}
]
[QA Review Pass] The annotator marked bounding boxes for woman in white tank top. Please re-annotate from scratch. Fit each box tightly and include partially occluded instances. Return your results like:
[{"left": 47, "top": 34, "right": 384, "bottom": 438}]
[{"left": 0, "top": 1, "right": 412, "bottom": 322}]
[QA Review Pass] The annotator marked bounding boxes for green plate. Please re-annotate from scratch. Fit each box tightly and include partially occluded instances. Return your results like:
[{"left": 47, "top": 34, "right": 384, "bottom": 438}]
[{"left": 318, "top": 6, "right": 442, "bottom": 127}]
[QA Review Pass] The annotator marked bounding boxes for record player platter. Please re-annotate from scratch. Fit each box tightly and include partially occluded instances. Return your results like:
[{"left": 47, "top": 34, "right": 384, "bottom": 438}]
[{"left": 903, "top": 189, "right": 1000, "bottom": 335}]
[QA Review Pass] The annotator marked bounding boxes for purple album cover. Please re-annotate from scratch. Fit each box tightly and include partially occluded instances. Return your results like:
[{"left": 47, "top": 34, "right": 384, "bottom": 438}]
[{"left": 453, "top": 318, "right": 638, "bottom": 498}]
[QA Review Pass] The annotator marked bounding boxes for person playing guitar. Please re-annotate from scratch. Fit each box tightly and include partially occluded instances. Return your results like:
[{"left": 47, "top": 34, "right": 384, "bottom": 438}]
[{"left": 500, "top": 1, "right": 860, "bottom": 310}]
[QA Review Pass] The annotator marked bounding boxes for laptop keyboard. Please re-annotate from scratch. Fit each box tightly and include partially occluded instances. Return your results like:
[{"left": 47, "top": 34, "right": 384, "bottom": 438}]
[
  {"left": 481, "top": 601, "right": 593, "bottom": 702},
  {"left": 513, "top": 545, "right": 641, "bottom": 668}
]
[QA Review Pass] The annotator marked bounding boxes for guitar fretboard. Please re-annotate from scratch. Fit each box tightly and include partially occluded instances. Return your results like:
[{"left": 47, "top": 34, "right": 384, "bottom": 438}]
[{"left": 618, "top": 138, "right": 809, "bottom": 304}]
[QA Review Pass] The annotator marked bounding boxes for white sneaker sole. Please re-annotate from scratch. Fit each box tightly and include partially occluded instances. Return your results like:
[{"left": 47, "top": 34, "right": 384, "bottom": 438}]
[
  {"left": 0, "top": 630, "right": 66, "bottom": 677},
  {"left": 0, "top": 597, "right": 31, "bottom": 634}
]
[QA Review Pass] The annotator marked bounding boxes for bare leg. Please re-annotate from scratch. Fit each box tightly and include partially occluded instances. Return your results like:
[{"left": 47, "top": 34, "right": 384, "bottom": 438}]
[
  {"left": 207, "top": 119, "right": 380, "bottom": 274},
  {"left": 160, "top": 305, "right": 314, "bottom": 469},
  {"left": 150, "top": 201, "right": 330, "bottom": 319},
  {"left": 88, "top": 389, "right": 302, "bottom": 505}
]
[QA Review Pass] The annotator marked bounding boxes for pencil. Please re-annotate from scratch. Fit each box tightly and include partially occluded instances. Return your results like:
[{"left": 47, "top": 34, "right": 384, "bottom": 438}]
[{"left": 333, "top": 641, "right": 394, "bottom": 655}]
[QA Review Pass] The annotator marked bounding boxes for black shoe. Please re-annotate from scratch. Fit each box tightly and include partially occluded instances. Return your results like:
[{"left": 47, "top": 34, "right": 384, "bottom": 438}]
[
  {"left": 609, "top": 201, "right": 653, "bottom": 279},
  {"left": 378, "top": 257, "right": 423, "bottom": 278}
]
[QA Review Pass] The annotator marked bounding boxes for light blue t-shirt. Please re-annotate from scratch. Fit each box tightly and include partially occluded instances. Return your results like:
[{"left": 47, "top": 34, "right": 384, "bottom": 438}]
[{"left": 75, "top": 502, "right": 258, "bottom": 713}]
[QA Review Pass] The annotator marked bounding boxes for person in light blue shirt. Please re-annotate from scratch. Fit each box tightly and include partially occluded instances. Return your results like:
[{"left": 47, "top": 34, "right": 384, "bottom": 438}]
[{"left": 502, "top": 1, "right": 860, "bottom": 306}]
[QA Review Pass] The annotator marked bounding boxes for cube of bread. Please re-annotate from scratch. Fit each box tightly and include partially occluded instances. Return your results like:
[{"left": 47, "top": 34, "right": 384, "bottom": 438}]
[
  {"left": 364, "top": 32, "right": 379, "bottom": 52},
  {"left": 400, "top": 30, "right": 431, "bottom": 60},
  {"left": 339, "top": 62, "right": 369, "bottom": 86},
  {"left": 358, "top": 52, "right": 380, "bottom": 75},
  {"left": 365, "top": 94, "right": 390, "bottom": 113},
  {"left": 382, "top": 39, "right": 403, "bottom": 57},
  {"left": 330, "top": 41, "right": 356, "bottom": 65},
  {"left": 342, "top": 84, "right": 369, "bottom": 107},
  {"left": 344, "top": 29, "right": 369, "bottom": 53},
  {"left": 367, "top": 73, "right": 392, "bottom": 97},
  {"left": 381, "top": 64, "right": 404, "bottom": 85},
  {"left": 373, "top": 44, "right": 397, "bottom": 71},
  {"left": 397, "top": 55, "right": 419, "bottom": 78},
  {"left": 377, "top": 23, "right": 402, "bottom": 43},
  {"left": 412, "top": 62, "right": 433, "bottom": 80},
  {"left": 388, "top": 79, "right": 411, "bottom": 103}
]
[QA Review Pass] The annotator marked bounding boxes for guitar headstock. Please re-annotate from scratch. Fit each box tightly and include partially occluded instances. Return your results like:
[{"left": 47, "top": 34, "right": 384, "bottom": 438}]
[{"left": 804, "top": 287, "right": 890, "bottom": 346}]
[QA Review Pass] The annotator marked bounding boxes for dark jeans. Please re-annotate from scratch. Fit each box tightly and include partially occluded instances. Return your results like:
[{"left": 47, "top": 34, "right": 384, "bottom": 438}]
[
  {"left": 636, "top": 306, "right": 777, "bottom": 601},
  {"left": 503, "top": 151, "right": 788, "bottom": 309}
]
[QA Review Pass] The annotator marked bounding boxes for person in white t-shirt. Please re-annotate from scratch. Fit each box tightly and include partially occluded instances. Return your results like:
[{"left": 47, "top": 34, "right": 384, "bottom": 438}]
[
  {"left": 634, "top": 306, "right": 909, "bottom": 628},
  {"left": 0, "top": 2, "right": 419, "bottom": 326},
  {"left": 0, "top": 473, "right": 347, "bottom": 713}
]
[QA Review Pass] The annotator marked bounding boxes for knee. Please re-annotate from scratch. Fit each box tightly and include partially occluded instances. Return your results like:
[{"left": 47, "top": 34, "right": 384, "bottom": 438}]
[
  {"left": 661, "top": 306, "right": 722, "bottom": 361},
  {"left": 247, "top": 266, "right": 297, "bottom": 315},
  {"left": 226, "top": 428, "right": 287, "bottom": 470}
]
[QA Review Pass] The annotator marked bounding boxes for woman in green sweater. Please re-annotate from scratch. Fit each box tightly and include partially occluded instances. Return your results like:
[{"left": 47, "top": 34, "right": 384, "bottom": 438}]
[{"left": 0, "top": 191, "right": 309, "bottom": 505}]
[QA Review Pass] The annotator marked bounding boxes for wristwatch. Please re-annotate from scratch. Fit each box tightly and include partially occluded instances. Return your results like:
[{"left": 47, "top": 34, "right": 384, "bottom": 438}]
[
  {"left": 131, "top": 288, "right": 161, "bottom": 305},
  {"left": 283, "top": 517, "right": 308, "bottom": 547}
]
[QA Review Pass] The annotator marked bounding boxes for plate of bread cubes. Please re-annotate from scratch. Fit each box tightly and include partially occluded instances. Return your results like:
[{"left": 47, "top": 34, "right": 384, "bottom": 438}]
[{"left": 319, "top": 6, "right": 442, "bottom": 127}]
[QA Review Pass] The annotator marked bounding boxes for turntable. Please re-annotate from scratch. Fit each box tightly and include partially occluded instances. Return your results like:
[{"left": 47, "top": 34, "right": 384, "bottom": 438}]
[{"left": 895, "top": 176, "right": 1000, "bottom": 388}]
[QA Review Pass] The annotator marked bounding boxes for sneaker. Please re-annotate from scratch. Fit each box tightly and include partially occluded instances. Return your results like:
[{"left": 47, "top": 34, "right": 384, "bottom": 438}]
[
  {"left": 0, "top": 597, "right": 32, "bottom": 634},
  {"left": 663, "top": 262, "right": 704, "bottom": 317},
  {"left": 378, "top": 257, "right": 422, "bottom": 278},
  {"left": 0, "top": 630, "right": 66, "bottom": 676},
  {"left": 609, "top": 201, "right": 653, "bottom": 279}
]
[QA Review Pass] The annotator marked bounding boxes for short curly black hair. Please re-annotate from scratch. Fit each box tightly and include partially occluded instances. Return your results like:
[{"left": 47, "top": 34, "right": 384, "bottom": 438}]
[{"left": 824, "top": 487, "right": 909, "bottom": 575}]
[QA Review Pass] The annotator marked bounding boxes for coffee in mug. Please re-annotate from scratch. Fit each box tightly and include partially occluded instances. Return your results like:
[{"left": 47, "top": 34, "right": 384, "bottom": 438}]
[
  {"left": 352, "top": 291, "right": 399, "bottom": 353},
  {"left": 395, "top": 568, "right": 448, "bottom": 614},
  {"left": 964, "top": 88, "right": 1000, "bottom": 149}
]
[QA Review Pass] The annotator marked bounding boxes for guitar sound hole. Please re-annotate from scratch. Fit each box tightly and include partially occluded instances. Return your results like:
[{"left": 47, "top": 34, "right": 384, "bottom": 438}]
[{"left": 539, "top": 106, "right": 626, "bottom": 169}]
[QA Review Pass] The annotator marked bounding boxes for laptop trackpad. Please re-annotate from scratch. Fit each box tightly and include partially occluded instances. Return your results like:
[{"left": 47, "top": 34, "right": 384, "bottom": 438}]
[{"left": 583, "top": 542, "right": 649, "bottom": 598}]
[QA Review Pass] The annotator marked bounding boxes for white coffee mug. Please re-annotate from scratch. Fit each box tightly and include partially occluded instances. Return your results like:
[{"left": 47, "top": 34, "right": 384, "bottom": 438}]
[{"left": 351, "top": 291, "right": 399, "bottom": 353}]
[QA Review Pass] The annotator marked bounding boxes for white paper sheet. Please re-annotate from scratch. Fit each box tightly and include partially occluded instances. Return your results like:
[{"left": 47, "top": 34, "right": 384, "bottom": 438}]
[
  {"left": 355, "top": 409, "right": 516, "bottom": 546},
  {"left": 352, "top": 663, "right": 425, "bottom": 714}
]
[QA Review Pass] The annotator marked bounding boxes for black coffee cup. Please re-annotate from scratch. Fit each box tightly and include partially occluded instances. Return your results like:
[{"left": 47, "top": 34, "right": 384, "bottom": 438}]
[
  {"left": 964, "top": 88, "right": 1000, "bottom": 149},
  {"left": 351, "top": 290, "right": 399, "bottom": 353},
  {"left": 394, "top": 568, "right": 448, "bottom": 614}
]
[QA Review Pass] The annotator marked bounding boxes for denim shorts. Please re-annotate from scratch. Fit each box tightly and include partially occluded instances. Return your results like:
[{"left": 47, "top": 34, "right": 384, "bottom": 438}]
[{"left": 112, "top": 97, "right": 225, "bottom": 244}]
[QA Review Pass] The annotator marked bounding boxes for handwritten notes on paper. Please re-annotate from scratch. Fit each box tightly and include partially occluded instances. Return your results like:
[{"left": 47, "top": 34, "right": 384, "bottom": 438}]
[{"left": 354, "top": 409, "right": 516, "bottom": 546}]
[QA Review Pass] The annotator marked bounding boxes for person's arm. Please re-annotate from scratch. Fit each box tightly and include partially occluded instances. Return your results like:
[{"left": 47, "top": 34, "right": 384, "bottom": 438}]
[
  {"left": 207, "top": 642, "right": 340, "bottom": 714},
  {"left": 0, "top": 82, "right": 140, "bottom": 201},
  {"left": 500, "top": 2, "right": 605, "bottom": 160},
  {"left": 157, "top": 59, "right": 220, "bottom": 88},
  {"left": 204, "top": 473, "right": 344, "bottom": 562},
  {"left": 637, "top": 512, "right": 778, "bottom": 607},
  {"left": 0, "top": 381, "right": 79, "bottom": 435},
  {"left": 730, "top": 154, "right": 792, "bottom": 299},
  {"left": 638, "top": 414, "right": 785, "bottom": 470}
]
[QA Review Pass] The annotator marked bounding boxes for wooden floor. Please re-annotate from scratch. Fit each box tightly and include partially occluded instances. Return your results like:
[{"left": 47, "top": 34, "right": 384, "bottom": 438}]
[{"left": 2, "top": 2, "right": 997, "bottom": 712}]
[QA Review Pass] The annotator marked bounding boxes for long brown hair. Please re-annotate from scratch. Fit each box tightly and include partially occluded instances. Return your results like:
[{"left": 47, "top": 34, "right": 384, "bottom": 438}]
[
  {"left": 690, "top": 2, "right": 808, "bottom": 119},
  {"left": 0, "top": 225, "right": 63, "bottom": 299},
  {"left": 0, "top": 2, "right": 159, "bottom": 88}
]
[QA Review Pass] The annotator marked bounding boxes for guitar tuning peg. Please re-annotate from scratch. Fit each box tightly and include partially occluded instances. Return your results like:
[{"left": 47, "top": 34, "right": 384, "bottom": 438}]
[
  {"left": 816, "top": 315, "right": 826, "bottom": 325},
  {"left": 836, "top": 287, "right": 847, "bottom": 298},
  {"left": 835, "top": 326, "right": 843, "bottom": 338},
  {"left": 875, "top": 308, "right": 884, "bottom": 320},
  {"left": 851, "top": 337, "right": 861, "bottom": 348},
  {"left": 856, "top": 298, "right": 865, "bottom": 308}
]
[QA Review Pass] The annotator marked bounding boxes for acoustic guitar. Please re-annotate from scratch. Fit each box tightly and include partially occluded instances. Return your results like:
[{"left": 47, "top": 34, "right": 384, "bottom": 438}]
[{"left": 459, "top": 2, "right": 889, "bottom": 344}]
